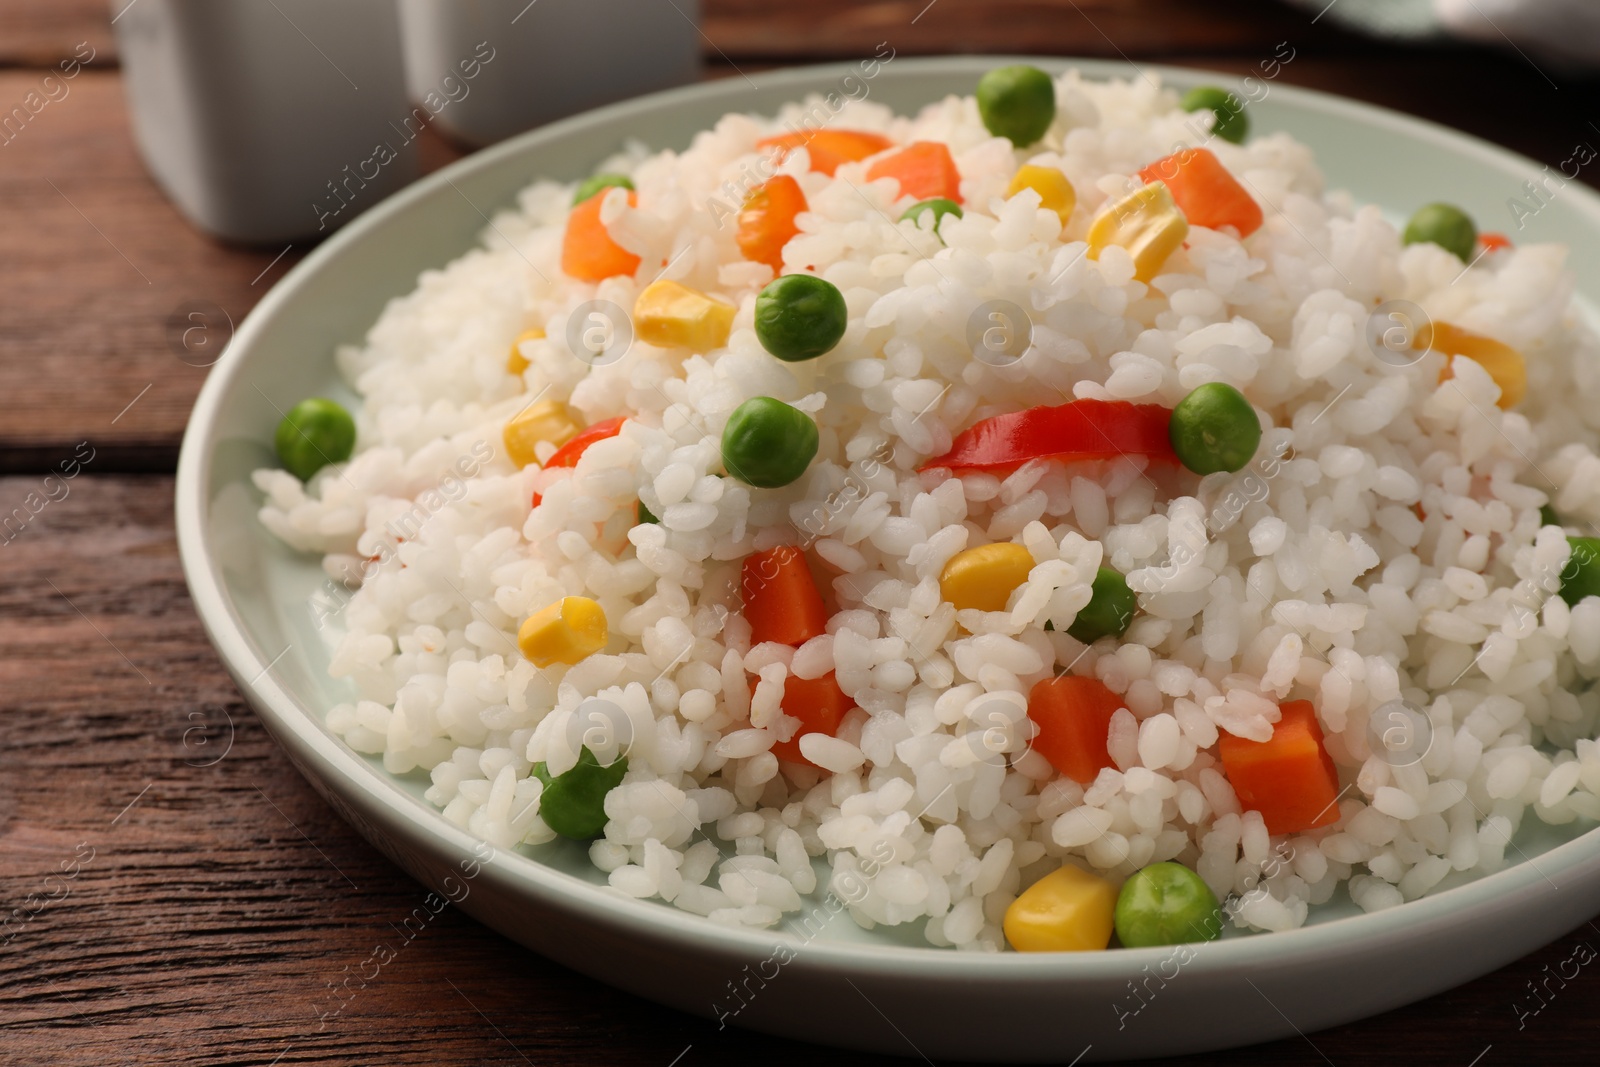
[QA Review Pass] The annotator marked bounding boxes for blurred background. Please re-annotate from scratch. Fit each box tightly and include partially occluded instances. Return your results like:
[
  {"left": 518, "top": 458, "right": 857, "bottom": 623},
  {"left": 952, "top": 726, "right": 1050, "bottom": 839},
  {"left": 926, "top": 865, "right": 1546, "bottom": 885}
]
[{"left": 4, "top": 2, "right": 1600, "bottom": 1065}]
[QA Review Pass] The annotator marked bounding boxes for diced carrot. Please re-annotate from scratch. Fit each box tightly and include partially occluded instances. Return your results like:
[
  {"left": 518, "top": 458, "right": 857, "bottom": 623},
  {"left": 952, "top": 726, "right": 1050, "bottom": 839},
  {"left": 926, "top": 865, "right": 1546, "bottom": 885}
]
[
  {"left": 741, "top": 545, "right": 828, "bottom": 646},
  {"left": 1026, "top": 675, "right": 1125, "bottom": 785},
  {"left": 1218, "top": 700, "right": 1341, "bottom": 836},
  {"left": 530, "top": 417, "right": 626, "bottom": 508},
  {"left": 737, "top": 175, "right": 808, "bottom": 273},
  {"left": 755, "top": 129, "right": 893, "bottom": 177},
  {"left": 865, "top": 141, "right": 963, "bottom": 204},
  {"left": 771, "top": 671, "right": 853, "bottom": 767},
  {"left": 560, "top": 189, "right": 641, "bottom": 281},
  {"left": 1421, "top": 320, "right": 1527, "bottom": 409},
  {"left": 1138, "top": 147, "right": 1261, "bottom": 238},
  {"left": 1479, "top": 231, "right": 1513, "bottom": 251}
]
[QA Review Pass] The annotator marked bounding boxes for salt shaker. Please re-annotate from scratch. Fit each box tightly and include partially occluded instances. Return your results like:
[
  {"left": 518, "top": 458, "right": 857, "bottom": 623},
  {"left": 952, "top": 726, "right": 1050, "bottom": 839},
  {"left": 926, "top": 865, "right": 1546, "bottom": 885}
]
[
  {"left": 113, "top": 0, "right": 418, "bottom": 244},
  {"left": 395, "top": 0, "right": 702, "bottom": 147}
]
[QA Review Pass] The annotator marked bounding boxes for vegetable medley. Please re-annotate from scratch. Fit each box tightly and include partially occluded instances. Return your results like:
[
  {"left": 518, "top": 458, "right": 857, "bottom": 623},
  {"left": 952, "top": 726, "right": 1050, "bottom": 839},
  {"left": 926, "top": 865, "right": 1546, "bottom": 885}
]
[{"left": 270, "top": 65, "right": 1570, "bottom": 954}]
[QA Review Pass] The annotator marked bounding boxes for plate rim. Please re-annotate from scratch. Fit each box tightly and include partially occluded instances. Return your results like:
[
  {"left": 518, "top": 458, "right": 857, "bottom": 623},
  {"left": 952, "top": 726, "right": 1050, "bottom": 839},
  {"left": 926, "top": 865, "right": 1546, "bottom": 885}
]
[{"left": 176, "top": 53, "right": 1600, "bottom": 984}]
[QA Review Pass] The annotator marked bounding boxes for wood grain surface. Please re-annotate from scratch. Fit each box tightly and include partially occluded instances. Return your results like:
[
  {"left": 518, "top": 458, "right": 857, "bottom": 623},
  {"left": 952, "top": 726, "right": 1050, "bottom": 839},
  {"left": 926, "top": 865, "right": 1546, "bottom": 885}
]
[
  {"left": 0, "top": 69, "right": 469, "bottom": 472},
  {"left": 0, "top": 0, "right": 113, "bottom": 68},
  {"left": 3, "top": 0, "right": 1600, "bottom": 1064},
  {"left": 10, "top": 0, "right": 1316, "bottom": 68},
  {"left": 3, "top": 476, "right": 1597, "bottom": 1067}
]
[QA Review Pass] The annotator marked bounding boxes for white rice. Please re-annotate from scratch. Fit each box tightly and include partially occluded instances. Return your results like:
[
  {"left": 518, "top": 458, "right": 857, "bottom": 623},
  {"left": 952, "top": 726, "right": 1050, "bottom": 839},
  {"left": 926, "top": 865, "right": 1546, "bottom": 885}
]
[{"left": 261, "top": 69, "right": 1600, "bottom": 951}]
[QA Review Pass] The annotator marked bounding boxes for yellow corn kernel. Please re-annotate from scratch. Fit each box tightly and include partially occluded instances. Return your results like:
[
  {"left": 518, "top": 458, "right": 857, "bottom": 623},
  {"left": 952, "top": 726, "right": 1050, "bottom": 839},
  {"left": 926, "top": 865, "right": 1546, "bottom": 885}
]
[
  {"left": 939, "top": 542, "right": 1036, "bottom": 613},
  {"left": 503, "top": 399, "right": 583, "bottom": 469},
  {"left": 1003, "top": 864, "right": 1117, "bottom": 952},
  {"left": 518, "top": 596, "right": 609, "bottom": 667},
  {"left": 634, "top": 279, "right": 736, "bottom": 353},
  {"left": 1007, "top": 164, "right": 1076, "bottom": 225},
  {"left": 1419, "top": 320, "right": 1526, "bottom": 409},
  {"left": 1086, "top": 182, "right": 1189, "bottom": 282},
  {"left": 506, "top": 327, "right": 545, "bottom": 376}
]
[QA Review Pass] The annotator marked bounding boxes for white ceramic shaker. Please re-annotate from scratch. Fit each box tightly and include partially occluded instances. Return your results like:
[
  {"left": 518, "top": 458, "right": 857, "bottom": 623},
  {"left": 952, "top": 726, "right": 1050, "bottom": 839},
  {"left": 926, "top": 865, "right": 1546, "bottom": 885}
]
[
  {"left": 112, "top": 0, "right": 418, "bottom": 243},
  {"left": 394, "top": 0, "right": 702, "bottom": 147}
]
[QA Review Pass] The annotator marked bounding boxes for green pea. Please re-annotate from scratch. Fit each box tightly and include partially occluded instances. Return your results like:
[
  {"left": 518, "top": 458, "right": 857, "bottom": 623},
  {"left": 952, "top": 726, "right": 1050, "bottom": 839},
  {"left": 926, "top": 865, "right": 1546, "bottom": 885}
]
[
  {"left": 532, "top": 747, "right": 628, "bottom": 839},
  {"left": 1180, "top": 86, "right": 1249, "bottom": 145},
  {"left": 1403, "top": 203, "right": 1477, "bottom": 262},
  {"left": 721, "top": 397, "right": 819, "bottom": 489},
  {"left": 573, "top": 173, "right": 635, "bottom": 205},
  {"left": 901, "top": 198, "right": 964, "bottom": 241},
  {"left": 976, "top": 65, "right": 1057, "bottom": 147},
  {"left": 637, "top": 499, "right": 659, "bottom": 525},
  {"left": 1560, "top": 536, "right": 1600, "bottom": 607},
  {"left": 274, "top": 397, "right": 356, "bottom": 481},
  {"left": 1170, "top": 383, "right": 1261, "bottom": 475},
  {"left": 1540, "top": 503, "right": 1560, "bottom": 529},
  {"left": 755, "top": 274, "right": 848, "bottom": 363},
  {"left": 1115, "top": 862, "right": 1223, "bottom": 947},
  {"left": 1066, "top": 567, "right": 1137, "bottom": 644}
]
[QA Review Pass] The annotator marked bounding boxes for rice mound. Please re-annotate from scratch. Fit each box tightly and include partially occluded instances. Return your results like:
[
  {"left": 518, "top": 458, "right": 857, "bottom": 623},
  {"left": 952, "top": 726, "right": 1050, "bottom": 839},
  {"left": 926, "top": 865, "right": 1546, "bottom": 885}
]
[{"left": 254, "top": 70, "right": 1600, "bottom": 949}]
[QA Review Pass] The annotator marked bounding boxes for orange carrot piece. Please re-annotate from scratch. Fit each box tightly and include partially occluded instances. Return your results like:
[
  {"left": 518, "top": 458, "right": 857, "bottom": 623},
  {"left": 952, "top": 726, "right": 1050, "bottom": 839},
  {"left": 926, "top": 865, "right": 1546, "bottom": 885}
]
[
  {"left": 1479, "top": 231, "right": 1513, "bottom": 251},
  {"left": 737, "top": 175, "right": 808, "bottom": 273},
  {"left": 755, "top": 129, "right": 893, "bottom": 177},
  {"left": 771, "top": 672, "right": 854, "bottom": 767},
  {"left": 865, "top": 141, "right": 963, "bottom": 204},
  {"left": 1026, "top": 675, "right": 1125, "bottom": 785},
  {"left": 1137, "top": 147, "right": 1262, "bottom": 238},
  {"left": 1421, "top": 320, "right": 1527, "bottom": 409},
  {"left": 560, "top": 189, "right": 642, "bottom": 281},
  {"left": 741, "top": 545, "right": 828, "bottom": 646},
  {"left": 1218, "top": 700, "right": 1341, "bottom": 836}
]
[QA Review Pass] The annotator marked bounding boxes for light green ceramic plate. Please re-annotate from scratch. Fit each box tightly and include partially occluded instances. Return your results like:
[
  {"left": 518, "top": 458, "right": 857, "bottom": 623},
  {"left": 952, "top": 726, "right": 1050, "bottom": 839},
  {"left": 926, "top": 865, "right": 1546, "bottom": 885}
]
[{"left": 176, "top": 57, "right": 1600, "bottom": 1061}]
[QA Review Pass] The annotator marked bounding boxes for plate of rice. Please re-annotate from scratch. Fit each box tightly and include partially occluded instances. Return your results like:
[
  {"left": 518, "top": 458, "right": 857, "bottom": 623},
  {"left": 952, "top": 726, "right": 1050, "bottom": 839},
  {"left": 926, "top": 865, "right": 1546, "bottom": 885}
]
[{"left": 176, "top": 55, "right": 1600, "bottom": 1060}]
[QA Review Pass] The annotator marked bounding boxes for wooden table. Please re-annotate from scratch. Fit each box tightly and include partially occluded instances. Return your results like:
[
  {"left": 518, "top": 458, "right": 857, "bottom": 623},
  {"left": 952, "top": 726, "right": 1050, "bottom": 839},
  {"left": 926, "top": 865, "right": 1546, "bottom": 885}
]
[{"left": 4, "top": 2, "right": 1599, "bottom": 1063}]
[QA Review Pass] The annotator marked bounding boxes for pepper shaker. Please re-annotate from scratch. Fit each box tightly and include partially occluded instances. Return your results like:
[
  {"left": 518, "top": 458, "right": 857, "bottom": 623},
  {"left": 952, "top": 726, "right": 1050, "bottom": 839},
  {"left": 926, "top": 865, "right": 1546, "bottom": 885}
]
[
  {"left": 113, "top": 0, "right": 417, "bottom": 244},
  {"left": 395, "top": 0, "right": 702, "bottom": 148}
]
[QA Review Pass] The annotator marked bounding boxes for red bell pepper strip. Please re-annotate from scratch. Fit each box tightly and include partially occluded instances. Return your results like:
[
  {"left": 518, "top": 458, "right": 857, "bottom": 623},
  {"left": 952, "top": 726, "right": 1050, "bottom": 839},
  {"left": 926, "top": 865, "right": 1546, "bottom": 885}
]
[
  {"left": 1137, "top": 147, "right": 1262, "bottom": 238},
  {"left": 920, "top": 399, "right": 1177, "bottom": 473},
  {"left": 1479, "top": 232, "right": 1513, "bottom": 251},
  {"left": 531, "top": 416, "right": 626, "bottom": 507},
  {"left": 545, "top": 416, "right": 626, "bottom": 470}
]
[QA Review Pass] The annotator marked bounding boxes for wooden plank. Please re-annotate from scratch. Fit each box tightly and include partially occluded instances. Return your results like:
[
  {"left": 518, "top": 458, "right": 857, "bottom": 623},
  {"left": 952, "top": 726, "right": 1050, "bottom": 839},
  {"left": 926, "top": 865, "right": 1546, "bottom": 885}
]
[
  {"left": 703, "top": 0, "right": 1307, "bottom": 59},
  {"left": 0, "top": 70, "right": 468, "bottom": 472},
  {"left": 0, "top": 475, "right": 1597, "bottom": 1063},
  {"left": 0, "top": 68, "right": 302, "bottom": 467},
  {"left": 0, "top": 0, "right": 113, "bottom": 69},
  {"left": 0, "top": 0, "right": 1306, "bottom": 70}
]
